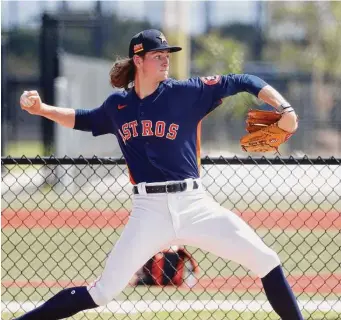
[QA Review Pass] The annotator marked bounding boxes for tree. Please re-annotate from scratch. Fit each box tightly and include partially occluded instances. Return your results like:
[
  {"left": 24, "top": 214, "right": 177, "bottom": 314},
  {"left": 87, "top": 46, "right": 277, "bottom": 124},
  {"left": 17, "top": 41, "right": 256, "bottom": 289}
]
[
  {"left": 192, "top": 32, "right": 263, "bottom": 150},
  {"left": 103, "top": 14, "right": 152, "bottom": 59},
  {"left": 264, "top": 2, "right": 341, "bottom": 150},
  {"left": 3, "top": 12, "right": 153, "bottom": 77},
  {"left": 265, "top": 2, "right": 341, "bottom": 79},
  {"left": 193, "top": 32, "right": 263, "bottom": 118}
]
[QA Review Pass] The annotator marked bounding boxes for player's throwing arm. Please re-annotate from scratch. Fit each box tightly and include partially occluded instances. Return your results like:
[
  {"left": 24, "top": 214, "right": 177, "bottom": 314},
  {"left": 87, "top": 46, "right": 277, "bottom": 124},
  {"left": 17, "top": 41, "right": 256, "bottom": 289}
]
[{"left": 20, "top": 90, "right": 76, "bottom": 128}]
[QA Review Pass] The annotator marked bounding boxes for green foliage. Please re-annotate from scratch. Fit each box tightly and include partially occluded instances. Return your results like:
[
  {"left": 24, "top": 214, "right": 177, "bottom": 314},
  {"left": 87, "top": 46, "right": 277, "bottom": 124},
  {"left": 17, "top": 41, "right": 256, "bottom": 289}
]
[
  {"left": 3, "top": 13, "right": 153, "bottom": 77},
  {"left": 59, "top": 14, "right": 153, "bottom": 59},
  {"left": 60, "top": 27, "right": 94, "bottom": 56},
  {"left": 2, "top": 28, "right": 40, "bottom": 76},
  {"left": 193, "top": 32, "right": 262, "bottom": 119},
  {"left": 217, "top": 23, "right": 260, "bottom": 52},
  {"left": 266, "top": 2, "right": 341, "bottom": 79},
  {"left": 193, "top": 32, "right": 244, "bottom": 75},
  {"left": 103, "top": 14, "right": 152, "bottom": 59},
  {"left": 5, "top": 29, "right": 39, "bottom": 58}
]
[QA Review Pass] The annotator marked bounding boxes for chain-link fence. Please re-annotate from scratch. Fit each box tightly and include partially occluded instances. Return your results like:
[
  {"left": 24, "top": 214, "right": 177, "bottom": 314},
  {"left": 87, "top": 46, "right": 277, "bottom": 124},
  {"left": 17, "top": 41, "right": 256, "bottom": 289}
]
[{"left": 1, "top": 156, "right": 341, "bottom": 320}]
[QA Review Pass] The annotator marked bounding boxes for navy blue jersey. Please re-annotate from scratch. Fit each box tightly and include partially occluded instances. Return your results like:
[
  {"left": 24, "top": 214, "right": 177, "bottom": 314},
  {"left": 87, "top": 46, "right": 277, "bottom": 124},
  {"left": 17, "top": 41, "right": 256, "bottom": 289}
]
[{"left": 75, "top": 74, "right": 267, "bottom": 184}]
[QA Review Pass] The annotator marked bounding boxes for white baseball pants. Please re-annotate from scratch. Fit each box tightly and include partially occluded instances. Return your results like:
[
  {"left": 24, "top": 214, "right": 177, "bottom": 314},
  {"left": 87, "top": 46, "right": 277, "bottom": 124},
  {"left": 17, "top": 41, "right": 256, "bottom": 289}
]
[{"left": 87, "top": 178, "right": 280, "bottom": 306}]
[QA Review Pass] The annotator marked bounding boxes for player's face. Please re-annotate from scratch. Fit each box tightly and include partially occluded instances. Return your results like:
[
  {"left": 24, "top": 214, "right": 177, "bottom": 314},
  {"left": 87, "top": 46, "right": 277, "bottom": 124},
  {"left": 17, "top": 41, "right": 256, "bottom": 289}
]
[{"left": 142, "top": 50, "right": 170, "bottom": 81}]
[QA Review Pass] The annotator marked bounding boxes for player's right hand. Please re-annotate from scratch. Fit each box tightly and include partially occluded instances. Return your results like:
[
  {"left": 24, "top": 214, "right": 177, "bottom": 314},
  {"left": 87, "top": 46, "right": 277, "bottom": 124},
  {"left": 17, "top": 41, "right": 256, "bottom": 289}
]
[{"left": 20, "top": 90, "right": 43, "bottom": 115}]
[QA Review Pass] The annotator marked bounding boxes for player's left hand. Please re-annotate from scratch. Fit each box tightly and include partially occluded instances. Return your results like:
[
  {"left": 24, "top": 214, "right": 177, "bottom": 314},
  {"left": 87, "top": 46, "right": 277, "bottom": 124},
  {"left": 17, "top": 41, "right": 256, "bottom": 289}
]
[
  {"left": 240, "top": 109, "right": 298, "bottom": 153},
  {"left": 277, "top": 111, "right": 298, "bottom": 133}
]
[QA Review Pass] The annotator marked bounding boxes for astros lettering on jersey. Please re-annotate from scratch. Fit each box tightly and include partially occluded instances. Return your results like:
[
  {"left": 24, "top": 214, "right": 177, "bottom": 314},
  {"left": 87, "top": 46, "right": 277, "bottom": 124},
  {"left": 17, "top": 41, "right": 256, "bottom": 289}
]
[{"left": 75, "top": 74, "right": 266, "bottom": 184}]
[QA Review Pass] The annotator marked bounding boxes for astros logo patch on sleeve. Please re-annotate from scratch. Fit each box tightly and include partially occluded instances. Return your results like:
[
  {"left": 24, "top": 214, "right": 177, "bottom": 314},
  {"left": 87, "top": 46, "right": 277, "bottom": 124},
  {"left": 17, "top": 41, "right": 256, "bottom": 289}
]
[{"left": 200, "top": 75, "right": 221, "bottom": 85}]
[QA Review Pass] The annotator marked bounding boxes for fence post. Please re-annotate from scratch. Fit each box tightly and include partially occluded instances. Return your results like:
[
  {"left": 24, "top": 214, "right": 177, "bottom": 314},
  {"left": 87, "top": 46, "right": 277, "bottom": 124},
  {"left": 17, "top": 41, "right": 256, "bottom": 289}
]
[
  {"left": 1, "top": 36, "right": 8, "bottom": 156},
  {"left": 40, "top": 13, "right": 60, "bottom": 155}
]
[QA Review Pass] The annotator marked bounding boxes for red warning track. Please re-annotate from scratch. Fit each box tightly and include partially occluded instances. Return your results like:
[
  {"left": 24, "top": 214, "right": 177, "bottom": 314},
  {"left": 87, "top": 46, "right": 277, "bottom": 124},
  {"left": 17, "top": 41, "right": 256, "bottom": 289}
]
[
  {"left": 194, "top": 274, "right": 341, "bottom": 294},
  {"left": 2, "top": 209, "right": 340, "bottom": 230},
  {"left": 2, "top": 274, "right": 340, "bottom": 294}
]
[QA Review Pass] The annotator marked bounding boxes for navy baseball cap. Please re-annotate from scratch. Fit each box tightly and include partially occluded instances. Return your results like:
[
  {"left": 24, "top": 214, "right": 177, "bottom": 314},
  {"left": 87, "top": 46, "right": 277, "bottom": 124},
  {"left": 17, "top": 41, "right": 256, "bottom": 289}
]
[{"left": 129, "top": 29, "right": 182, "bottom": 58}]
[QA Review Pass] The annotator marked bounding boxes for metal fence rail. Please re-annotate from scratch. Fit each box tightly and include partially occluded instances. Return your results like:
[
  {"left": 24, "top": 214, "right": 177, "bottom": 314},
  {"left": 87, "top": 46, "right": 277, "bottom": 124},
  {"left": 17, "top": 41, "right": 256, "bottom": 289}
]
[{"left": 2, "top": 156, "right": 341, "bottom": 320}]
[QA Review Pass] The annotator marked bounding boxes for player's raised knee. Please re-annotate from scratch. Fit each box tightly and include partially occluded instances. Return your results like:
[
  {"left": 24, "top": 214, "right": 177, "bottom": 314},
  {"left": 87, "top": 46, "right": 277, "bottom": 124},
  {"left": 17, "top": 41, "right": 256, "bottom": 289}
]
[{"left": 256, "top": 248, "right": 281, "bottom": 278}]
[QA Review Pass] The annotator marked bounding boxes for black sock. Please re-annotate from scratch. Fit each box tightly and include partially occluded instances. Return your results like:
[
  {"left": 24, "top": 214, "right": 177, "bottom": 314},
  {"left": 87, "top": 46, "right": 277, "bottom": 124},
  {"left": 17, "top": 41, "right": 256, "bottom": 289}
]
[
  {"left": 15, "top": 286, "right": 98, "bottom": 320},
  {"left": 261, "top": 265, "right": 304, "bottom": 320}
]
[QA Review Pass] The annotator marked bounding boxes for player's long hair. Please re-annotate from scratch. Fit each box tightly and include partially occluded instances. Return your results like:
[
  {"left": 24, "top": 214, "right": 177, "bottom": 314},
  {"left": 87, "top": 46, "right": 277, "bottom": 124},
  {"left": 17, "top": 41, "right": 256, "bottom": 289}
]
[
  {"left": 109, "top": 57, "right": 134, "bottom": 90},
  {"left": 110, "top": 54, "right": 144, "bottom": 90}
]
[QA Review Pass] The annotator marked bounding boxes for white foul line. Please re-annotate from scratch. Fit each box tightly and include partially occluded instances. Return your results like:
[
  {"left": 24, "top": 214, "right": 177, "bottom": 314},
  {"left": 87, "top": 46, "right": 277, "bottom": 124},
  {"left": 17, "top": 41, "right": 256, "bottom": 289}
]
[{"left": 2, "top": 299, "right": 341, "bottom": 314}]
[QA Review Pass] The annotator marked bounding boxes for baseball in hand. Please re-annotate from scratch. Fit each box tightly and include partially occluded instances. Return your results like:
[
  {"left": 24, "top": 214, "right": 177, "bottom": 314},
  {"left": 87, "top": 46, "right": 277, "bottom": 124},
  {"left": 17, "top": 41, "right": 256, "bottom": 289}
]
[
  {"left": 20, "top": 90, "right": 42, "bottom": 115},
  {"left": 20, "top": 91, "right": 35, "bottom": 108}
]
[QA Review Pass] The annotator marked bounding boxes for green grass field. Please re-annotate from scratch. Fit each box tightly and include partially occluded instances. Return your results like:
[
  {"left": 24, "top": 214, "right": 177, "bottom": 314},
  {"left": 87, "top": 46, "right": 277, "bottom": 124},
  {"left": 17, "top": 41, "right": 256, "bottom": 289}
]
[
  {"left": 2, "top": 227, "right": 340, "bottom": 303},
  {"left": 2, "top": 309, "right": 340, "bottom": 320},
  {"left": 2, "top": 227, "right": 340, "bottom": 279}
]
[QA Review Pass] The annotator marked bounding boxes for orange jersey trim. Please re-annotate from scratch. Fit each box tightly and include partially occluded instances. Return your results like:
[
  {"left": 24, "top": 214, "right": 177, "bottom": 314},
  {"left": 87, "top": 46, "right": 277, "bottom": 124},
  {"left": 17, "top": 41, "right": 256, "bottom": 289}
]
[
  {"left": 196, "top": 99, "right": 223, "bottom": 173},
  {"left": 196, "top": 121, "right": 202, "bottom": 172},
  {"left": 127, "top": 165, "right": 136, "bottom": 185}
]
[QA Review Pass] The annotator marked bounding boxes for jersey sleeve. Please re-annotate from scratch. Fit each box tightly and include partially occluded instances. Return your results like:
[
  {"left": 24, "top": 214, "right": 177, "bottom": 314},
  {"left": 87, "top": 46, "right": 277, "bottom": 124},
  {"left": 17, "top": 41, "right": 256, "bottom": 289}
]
[
  {"left": 177, "top": 74, "right": 268, "bottom": 119},
  {"left": 74, "top": 95, "right": 116, "bottom": 136},
  {"left": 206, "top": 73, "right": 267, "bottom": 98}
]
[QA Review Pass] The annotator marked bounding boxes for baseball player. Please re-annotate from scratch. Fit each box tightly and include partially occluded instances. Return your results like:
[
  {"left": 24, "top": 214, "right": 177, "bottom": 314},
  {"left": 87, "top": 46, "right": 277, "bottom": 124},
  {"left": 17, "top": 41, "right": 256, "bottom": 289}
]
[{"left": 17, "top": 29, "right": 302, "bottom": 320}]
